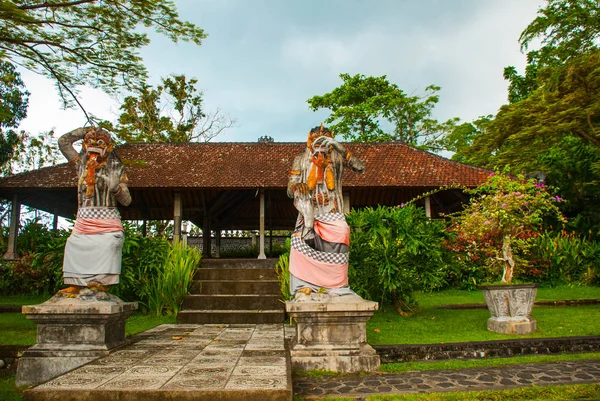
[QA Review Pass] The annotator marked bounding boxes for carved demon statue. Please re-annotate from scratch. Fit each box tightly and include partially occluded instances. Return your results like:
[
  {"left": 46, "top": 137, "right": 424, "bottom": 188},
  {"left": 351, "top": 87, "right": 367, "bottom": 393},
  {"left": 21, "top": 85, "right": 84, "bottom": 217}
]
[
  {"left": 58, "top": 127, "right": 131, "bottom": 295},
  {"left": 287, "top": 125, "right": 364, "bottom": 296}
]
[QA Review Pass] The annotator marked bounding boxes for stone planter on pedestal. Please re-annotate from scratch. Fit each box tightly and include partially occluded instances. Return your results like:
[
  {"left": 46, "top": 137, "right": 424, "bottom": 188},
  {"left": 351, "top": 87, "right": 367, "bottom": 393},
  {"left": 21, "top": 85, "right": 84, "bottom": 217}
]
[
  {"left": 16, "top": 290, "right": 137, "bottom": 387},
  {"left": 480, "top": 283, "right": 539, "bottom": 335},
  {"left": 286, "top": 293, "right": 380, "bottom": 373}
]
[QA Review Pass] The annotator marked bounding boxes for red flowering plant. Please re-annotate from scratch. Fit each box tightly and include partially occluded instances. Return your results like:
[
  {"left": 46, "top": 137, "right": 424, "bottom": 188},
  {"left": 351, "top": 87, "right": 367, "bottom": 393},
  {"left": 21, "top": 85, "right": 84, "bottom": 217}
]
[{"left": 447, "top": 171, "right": 566, "bottom": 284}]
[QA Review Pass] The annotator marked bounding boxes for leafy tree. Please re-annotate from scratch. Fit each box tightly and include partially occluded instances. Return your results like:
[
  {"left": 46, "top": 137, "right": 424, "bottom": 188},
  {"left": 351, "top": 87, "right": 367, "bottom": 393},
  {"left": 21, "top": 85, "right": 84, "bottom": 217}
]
[
  {"left": 0, "top": 0, "right": 206, "bottom": 114},
  {"left": 307, "top": 73, "right": 457, "bottom": 150},
  {"left": 444, "top": 115, "right": 492, "bottom": 164},
  {"left": 0, "top": 60, "right": 28, "bottom": 168},
  {"left": 447, "top": 172, "right": 566, "bottom": 283},
  {"left": 504, "top": 0, "right": 600, "bottom": 102},
  {"left": 467, "top": 50, "right": 600, "bottom": 172},
  {"left": 107, "top": 74, "right": 234, "bottom": 143}
]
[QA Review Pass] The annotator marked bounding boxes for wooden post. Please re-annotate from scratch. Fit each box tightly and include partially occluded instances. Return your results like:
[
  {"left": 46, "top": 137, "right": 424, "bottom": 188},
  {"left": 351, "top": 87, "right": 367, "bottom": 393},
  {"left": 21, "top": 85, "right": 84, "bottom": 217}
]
[
  {"left": 173, "top": 192, "right": 182, "bottom": 242},
  {"left": 258, "top": 189, "right": 266, "bottom": 259},
  {"left": 425, "top": 196, "right": 432, "bottom": 218},
  {"left": 52, "top": 211, "right": 58, "bottom": 233},
  {"left": 202, "top": 214, "right": 211, "bottom": 258},
  {"left": 343, "top": 192, "right": 350, "bottom": 214},
  {"left": 215, "top": 229, "right": 221, "bottom": 258},
  {"left": 3, "top": 194, "right": 20, "bottom": 260}
]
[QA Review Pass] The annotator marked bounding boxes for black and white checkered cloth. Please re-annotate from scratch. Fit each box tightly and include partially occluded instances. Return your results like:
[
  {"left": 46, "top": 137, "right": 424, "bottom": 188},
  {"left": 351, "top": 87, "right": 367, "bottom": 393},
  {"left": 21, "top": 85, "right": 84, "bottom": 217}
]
[
  {"left": 291, "top": 235, "right": 349, "bottom": 265},
  {"left": 315, "top": 212, "right": 346, "bottom": 223},
  {"left": 77, "top": 207, "right": 121, "bottom": 220}
]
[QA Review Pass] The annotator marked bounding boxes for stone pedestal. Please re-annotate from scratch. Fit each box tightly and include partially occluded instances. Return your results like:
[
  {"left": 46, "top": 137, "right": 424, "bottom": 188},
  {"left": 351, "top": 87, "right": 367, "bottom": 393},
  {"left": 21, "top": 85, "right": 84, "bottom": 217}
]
[
  {"left": 286, "top": 293, "right": 380, "bottom": 373},
  {"left": 480, "top": 284, "right": 538, "bottom": 335},
  {"left": 16, "top": 290, "right": 137, "bottom": 387}
]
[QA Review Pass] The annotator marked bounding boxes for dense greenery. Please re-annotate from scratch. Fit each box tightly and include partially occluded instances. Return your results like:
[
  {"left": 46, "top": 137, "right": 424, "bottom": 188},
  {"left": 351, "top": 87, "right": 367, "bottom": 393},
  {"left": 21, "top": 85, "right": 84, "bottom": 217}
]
[
  {"left": 346, "top": 204, "right": 448, "bottom": 313},
  {"left": 0, "top": 221, "right": 201, "bottom": 315},
  {"left": 446, "top": 172, "right": 566, "bottom": 284},
  {"left": 454, "top": 0, "right": 600, "bottom": 236}
]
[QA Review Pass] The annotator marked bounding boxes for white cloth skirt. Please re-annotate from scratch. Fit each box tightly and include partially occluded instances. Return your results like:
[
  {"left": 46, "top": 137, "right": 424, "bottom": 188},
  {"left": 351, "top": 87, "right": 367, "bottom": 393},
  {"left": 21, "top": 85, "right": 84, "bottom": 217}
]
[{"left": 63, "top": 231, "right": 124, "bottom": 286}]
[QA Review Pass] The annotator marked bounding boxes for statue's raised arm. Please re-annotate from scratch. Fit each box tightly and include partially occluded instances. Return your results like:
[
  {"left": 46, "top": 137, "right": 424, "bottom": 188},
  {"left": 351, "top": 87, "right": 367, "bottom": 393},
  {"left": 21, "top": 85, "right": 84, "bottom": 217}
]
[{"left": 57, "top": 127, "right": 131, "bottom": 296}]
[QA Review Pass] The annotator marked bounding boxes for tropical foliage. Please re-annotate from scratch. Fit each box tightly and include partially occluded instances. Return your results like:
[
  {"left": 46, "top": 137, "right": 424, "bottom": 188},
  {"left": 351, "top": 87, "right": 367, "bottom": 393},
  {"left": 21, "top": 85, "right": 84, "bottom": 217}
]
[
  {"left": 446, "top": 172, "right": 566, "bottom": 284},
  {"left": 346, "top": 204, "right": 448, "bottom": 313}
]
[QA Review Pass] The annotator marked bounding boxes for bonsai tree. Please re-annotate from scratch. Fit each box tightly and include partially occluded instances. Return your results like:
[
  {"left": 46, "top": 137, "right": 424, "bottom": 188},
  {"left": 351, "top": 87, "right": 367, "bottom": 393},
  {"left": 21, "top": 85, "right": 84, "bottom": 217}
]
[{"left": 449, "top": 171, "right": 566, "bottom": 283}]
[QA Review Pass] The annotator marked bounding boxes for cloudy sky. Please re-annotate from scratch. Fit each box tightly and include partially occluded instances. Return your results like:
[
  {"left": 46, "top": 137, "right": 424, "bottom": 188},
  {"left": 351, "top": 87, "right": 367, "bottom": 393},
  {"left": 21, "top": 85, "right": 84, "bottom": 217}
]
[{"left": 17, "top": 0, "right": 545, "bottom": 144}]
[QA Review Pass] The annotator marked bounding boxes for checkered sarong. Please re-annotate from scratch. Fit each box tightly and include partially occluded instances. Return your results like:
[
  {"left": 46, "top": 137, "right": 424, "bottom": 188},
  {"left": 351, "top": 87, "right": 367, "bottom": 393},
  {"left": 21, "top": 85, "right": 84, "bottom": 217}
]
[
  {"left": 77, "top": 207, "right": 121, "bottom": 220},
  {"left": 291, "top": 235, "right": 349, "bottom": 265}
]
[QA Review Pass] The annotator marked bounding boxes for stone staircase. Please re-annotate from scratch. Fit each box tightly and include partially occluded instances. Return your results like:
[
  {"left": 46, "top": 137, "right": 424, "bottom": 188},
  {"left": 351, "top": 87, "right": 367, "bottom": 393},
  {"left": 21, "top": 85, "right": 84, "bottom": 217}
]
[{"left": 177, "top": 258, "right": 285, "bottom": 324}]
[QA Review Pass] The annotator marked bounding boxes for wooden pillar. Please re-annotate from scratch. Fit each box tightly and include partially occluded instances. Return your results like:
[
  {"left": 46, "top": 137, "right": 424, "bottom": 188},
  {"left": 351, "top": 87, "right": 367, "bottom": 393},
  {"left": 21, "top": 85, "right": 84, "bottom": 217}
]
[
  {"left": 52, "top": 211, "right": 58, "bottom": 233},
  {"left": 343, "top": 192, "right": 350, "bottom": 214},
  {"left": 173, "top": 192, "right": 182, "bottom": 242},
  {"left": 425, "top": 196, "right": 432, "bottom": 218},
  {"left": 258, "top": 189, "right": 266, "bottom": 259},
  {"left": 215, "top": 229, "right": 221, "bottom": 258},
  {"left": 3, "top": 194, "right": 20, "bottom": 260},
  {"left": 202, "top": 215, "right": 211, "bottom": 258}
]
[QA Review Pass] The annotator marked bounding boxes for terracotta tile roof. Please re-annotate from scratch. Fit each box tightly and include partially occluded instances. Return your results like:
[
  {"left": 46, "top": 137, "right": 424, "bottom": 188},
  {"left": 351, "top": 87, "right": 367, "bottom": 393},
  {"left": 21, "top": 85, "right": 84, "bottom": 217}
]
[{"left": 0, "top": 142, "right": 491, "bottom": 190}]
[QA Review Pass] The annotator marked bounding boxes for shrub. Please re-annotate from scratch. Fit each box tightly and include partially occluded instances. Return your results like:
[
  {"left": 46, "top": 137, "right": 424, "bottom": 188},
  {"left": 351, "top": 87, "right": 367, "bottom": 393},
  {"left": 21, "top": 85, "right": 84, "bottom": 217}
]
[
  {"left": 523, "top": 232, "right": 600, "bottom": 286},
  {"left": 446, "top": 171, "right": 566, "bottom": 284},
  {"left": 347, "top": 204, "right": 448, "bottom": 313},
  {"left": 274, "top": 238, "right": 291, "bottom": 302},
  {"left": 145, "top": 241, "right": 201, "bottom": 316}
]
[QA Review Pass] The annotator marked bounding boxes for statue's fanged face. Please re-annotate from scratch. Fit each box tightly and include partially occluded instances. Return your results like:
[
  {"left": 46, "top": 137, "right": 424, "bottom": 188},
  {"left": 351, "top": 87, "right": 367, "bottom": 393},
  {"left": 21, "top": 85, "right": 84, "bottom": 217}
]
[
  {"left": 82, "top": 129, "right": 113, "bottom": 158},
  {"left": 307, "top": 125, "right": 334, "bottom": 151}
]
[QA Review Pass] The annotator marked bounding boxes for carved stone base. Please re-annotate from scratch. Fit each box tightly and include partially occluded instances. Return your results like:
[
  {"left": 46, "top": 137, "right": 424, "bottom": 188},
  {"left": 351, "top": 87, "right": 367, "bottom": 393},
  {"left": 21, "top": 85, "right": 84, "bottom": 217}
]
[
  {"left": 16, "top": 290, "right": 137, "bottom": 387},
  {"left": 487, "top": 316, "right": 537, "bottom": 335},
  {"left": 286, "top": 293, "right": 380, "bottom": 373},
  {"left": 480, "top": 284, "right": 538, "bottom": 335}
]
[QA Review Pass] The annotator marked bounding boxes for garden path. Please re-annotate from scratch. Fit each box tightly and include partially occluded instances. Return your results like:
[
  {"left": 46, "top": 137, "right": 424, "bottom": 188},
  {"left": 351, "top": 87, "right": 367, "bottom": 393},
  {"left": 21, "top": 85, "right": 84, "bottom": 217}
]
[{"left": 293, "top": 359, "right": 600, "bottom": 399}]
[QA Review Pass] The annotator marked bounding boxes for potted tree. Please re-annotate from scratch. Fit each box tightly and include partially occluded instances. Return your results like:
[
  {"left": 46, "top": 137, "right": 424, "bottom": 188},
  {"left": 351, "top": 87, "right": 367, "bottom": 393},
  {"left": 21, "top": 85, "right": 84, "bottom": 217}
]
[{"left": 449, "top": 171, "right": 566, "bottom": 334}]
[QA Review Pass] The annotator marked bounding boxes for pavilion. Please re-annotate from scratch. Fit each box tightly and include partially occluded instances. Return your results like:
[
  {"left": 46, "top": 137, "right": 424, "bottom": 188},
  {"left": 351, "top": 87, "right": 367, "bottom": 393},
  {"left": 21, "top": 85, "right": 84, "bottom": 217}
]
[{"left": 0, "top": 141, "right": 491, "bottom": 259}]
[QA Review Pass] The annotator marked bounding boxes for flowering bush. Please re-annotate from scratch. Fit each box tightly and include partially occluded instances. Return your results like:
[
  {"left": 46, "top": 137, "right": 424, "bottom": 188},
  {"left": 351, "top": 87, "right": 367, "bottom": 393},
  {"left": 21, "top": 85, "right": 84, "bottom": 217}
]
[{"left": 447, "top": 171, "right": 566, "bottom": 283}]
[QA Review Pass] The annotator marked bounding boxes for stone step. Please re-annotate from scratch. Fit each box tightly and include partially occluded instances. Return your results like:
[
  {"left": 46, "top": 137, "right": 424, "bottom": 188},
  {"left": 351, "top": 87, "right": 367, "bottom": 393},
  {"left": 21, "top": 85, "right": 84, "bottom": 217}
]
[
  {"left": 182, "top": 294, "right": 283, "bottom": 310},
  {"left": 25, "top": 323, "right": 292, "bottom": 400},
  {"left": 177, "top": 309, "right": 285, "bottom": 324},
  {"left": 195, "top": 267, "right": 278, "bottom": 281},
  {"left": 191, "top": 280, "right": 281, "bottom": 295},
  {"left": 200, "top": 258, "right": 278, "bottom": 269}
]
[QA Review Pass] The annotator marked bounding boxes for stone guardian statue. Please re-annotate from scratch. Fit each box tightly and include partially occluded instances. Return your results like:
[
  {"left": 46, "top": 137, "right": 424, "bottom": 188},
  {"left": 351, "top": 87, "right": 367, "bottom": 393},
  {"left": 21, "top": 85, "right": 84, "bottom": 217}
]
[
  {"left": 57, "top": 127, "right": 131, "bottom": 295},
  {"left": 287, "top": 125, "right": 364, "bottom": 296}
]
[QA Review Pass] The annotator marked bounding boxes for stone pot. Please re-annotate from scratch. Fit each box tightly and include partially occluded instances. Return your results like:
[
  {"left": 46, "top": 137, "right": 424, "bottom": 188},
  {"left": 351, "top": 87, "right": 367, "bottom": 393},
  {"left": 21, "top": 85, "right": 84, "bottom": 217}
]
[{"left": 479, "top": 283, "right": 539, "bottom": 335}]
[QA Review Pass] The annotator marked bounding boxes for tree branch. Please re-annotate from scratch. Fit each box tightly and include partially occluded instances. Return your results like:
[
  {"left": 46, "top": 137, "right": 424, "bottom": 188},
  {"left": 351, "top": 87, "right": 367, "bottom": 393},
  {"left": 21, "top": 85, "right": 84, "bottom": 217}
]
[{"left": 18, "top": 0, "right": 97, "bottom": 11}]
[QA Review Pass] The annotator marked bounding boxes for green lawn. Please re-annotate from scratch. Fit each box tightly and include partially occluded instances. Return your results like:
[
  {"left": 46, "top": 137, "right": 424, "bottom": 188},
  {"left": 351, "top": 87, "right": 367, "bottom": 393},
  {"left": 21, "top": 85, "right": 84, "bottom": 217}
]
[
  {"left": 368, "top": 304, "right": 600, "bottom": 345},
  {"left": 0, "top": 312, "right": 176, "bottom": 346},
  {"left": 414, "top": 285, "right": 600, "bottom": 308},
  {"left": 365, "top": 383, "right": 600, "bottom": 401}
]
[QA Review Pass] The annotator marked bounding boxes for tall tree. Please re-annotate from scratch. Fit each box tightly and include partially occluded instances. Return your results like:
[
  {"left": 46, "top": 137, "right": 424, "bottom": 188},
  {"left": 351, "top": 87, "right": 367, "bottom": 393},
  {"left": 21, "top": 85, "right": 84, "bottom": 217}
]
[
  {"left": 307, "top": 73, "right": 456, "bottom": 150},
  {"left": 108, "top": 74, "right": 234, "bottom": 143},
  {"left": 0, "top": 60, "right": 28, "bottom": 168},
  {"left": 0, "top": 0, "right": 206, "bottom": 115},
  {"left": 504, "top": 0, "right": 600, "bottom": 103}
]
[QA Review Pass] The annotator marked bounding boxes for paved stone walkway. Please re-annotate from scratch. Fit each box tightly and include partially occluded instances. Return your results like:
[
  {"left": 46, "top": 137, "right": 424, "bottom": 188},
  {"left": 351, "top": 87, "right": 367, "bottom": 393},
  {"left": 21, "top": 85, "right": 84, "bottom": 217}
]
[
  {"left": 293, "top": 359, "right": 600, "bottom": 399},
  {"left": 27, "top": 324, "right": 291, "bottom": 401}
]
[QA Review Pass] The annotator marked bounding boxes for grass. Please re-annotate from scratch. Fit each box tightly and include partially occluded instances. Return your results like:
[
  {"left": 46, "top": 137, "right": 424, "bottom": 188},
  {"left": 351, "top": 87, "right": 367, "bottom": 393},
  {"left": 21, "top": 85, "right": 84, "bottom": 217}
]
[
  {"left": 367, "top": 304, "right": 600, "bottom": 345},
  {"left": 0, "top": 295, "right": 50, "bottom": 306},
  {"left": 365, "top": 383, "right": 600, "bottom": 400},
  {"left": 0, "top": 372, "right": 21, "bottom": 401},
  {"left": 380, "top": 352, "right": 600, "bottom": 374},
  {"left": 414, "top": 285, "right": 600, "bottom": 309},
  {"left": 0, "top": 312, "right": 176, "bottom": 346}
]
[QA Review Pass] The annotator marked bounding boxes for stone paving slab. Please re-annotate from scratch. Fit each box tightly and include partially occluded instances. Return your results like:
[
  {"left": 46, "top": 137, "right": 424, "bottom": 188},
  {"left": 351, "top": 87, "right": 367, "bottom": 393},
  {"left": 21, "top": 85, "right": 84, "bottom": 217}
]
[
  {"left": 293, "top": 359, "right": 600, "bottom": 400},
  {"left": 25, "top": 324, "right": 292, "bottom": 401}
]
